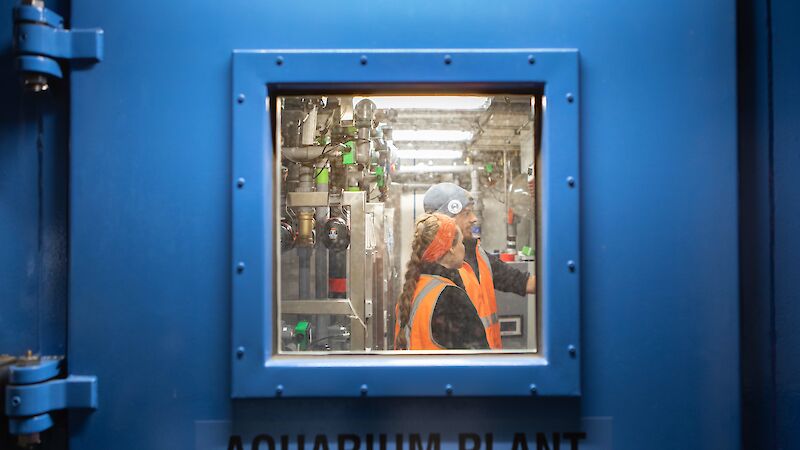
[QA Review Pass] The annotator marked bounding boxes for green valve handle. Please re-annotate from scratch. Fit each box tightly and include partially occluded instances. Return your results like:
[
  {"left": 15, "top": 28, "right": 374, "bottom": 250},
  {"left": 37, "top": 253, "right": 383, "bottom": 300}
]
[
  {"left": 315, "top": 168, "right": 329, "bottom": 184},
  {"left": 375, "top": 166, "right": 385, "bottom": 187},
  {"left": 343, "top": 141, "right": 356, "bottom": 165}
]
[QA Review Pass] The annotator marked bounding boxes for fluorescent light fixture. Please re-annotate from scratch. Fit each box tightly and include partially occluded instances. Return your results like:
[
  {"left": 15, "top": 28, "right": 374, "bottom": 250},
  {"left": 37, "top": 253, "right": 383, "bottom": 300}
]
[
  {"left": 395, "top": 149, "right": 463, "bottom": 160},
  {"left": 353, "top": 96, "right": 489, "bottom": 110},
  {"left": 392, "top": 129, "right": 473, "bottom": 142}
]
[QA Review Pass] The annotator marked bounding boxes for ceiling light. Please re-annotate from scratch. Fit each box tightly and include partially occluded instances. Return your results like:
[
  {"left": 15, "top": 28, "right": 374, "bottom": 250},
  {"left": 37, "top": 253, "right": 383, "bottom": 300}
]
[
  {"left": 392, "top": 129, "right": 473, "bottom": 142},
  {"left": 395, "top": 149, "right": 463, "bottom": 160},
  {"left": 353, "top": 96, "right": 490, "bottom": 110}
]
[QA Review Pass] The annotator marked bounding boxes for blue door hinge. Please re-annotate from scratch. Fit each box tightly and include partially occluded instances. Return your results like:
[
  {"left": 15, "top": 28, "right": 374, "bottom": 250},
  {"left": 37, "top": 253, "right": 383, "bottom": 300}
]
[
  {"left": 12, "top": 0, "right": 104, "bottom": 92},
  {"left": 3, "top": 354, "right": 98, "bottom": 446}
]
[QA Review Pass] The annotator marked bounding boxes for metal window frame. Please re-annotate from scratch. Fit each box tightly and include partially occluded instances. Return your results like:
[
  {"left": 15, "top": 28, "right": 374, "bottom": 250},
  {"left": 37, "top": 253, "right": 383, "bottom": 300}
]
[{"left": 231, "top": 49, "right": 580, "bottom": 397}]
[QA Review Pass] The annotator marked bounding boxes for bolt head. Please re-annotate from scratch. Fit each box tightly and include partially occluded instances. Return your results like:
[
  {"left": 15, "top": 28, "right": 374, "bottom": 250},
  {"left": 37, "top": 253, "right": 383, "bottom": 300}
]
[
  {"left": 236, "top": 346, "right": 245, "bottom": 359},
  {"left": 444, "top": 55, "right": 452, "bottom": 65},
  {"left": 360, "top": 55, "right": 368, "bottom": 65},
  {"left": 529, "top": 384, "right": 537, "bottom": 394},
  {"left": 567, "top": 176, "right": 576, "bottom": 188},
  {"left": 236, "top": 262, "right": 245, "bottom": 273},
  {"left": 528, "top": 55, "right": 536, "bottom": 65},
  {"left": 236, "top": 177, "right": 246, "bottom": 188},
  {"left": 276, "top": 384, "right": 284, "bottom": 396},
  {"left": 568, "top": 345, "right": 577, "bottom": 357},
  {"left": 276, "top": 56, "right": 284, "bottom": 66},
  {"left": 10, "top": 396, "right": 21, "bottom": 407},
  {"left": 445, "top": 384, "right": 453, "bottom": 395},
  {"left": 566, "top": 93, "right": 575, "bottom": 103},
  {"left": 567, "top": 260, "right": 576, "bottom": 273},
  {"left": 360, "top": 384, "right": 368, "bottom": 395}
]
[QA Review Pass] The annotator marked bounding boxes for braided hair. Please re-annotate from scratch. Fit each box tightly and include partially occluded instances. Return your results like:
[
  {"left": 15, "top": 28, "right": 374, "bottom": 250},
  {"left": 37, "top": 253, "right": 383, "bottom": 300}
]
[{"left": 395, "top": 213, "right": 460, "bottom": 350}]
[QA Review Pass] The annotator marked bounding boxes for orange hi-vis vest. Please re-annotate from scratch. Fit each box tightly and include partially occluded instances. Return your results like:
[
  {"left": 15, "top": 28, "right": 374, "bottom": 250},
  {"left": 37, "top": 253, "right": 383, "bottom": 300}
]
[
  {"left": 458, "top": 241, "right": 502, "bottom": 349},
  {"left": 394, "top": 275, "right": 456, "bottom": 350}
]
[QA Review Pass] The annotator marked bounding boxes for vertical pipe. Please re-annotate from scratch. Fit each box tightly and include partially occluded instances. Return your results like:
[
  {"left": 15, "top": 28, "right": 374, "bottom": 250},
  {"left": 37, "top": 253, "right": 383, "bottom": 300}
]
[
  {"left": 298, "top": 247, "right": 311, "bottom": 299},
  {"left": 296, "top": 165, "right": 315, "bottom": 299},
  {"left": 504, "top": 150, "right": 517, "bottom": 257},
  {"left": 315, "top": 168, "right": 330, "bottom": 341},
  {"left": 471, "top": 167, "right": 483, "bottom": 238},
  {"left": 314, "top": 167, "right": 330, "bottom": 299}
]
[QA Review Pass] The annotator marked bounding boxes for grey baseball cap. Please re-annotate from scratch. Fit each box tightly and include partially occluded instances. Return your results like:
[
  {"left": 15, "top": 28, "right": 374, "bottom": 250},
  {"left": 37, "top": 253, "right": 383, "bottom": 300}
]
[{"left": 422, "top": 183, "right": 474, "bottom": 217}]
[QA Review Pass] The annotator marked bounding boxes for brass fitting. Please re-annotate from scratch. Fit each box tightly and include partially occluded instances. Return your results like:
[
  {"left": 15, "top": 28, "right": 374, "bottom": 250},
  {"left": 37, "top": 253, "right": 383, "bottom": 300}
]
[{"left": 297, "top": 212, "right": 315, "bottom": 246}]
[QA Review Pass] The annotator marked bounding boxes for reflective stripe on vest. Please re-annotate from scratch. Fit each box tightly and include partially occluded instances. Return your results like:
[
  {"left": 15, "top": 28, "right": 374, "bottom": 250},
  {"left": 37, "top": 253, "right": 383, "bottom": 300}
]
[
  {"left": 403, "top": 275, "right": 451, "bottom": 348},
  {"left": 476, "top": 242, "right": 493, "bottom": 280},
  {"left": 480, "top": 312, "right": 499, "bottom": 328},
  {"left": 458, "top": 241, "right": 502, "bottom": 349}
]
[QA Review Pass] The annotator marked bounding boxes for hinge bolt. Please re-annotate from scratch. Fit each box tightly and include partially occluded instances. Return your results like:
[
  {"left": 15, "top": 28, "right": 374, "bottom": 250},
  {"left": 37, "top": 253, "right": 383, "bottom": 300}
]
[{"left": 22, "top": 74, "right": 49, "bottom": 93}]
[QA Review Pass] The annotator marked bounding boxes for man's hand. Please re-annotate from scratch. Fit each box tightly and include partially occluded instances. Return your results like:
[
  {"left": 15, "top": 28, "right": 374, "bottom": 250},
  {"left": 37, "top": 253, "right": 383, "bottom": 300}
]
[{"left": 526, "top": 275, "right": 536, "bottom": 294}]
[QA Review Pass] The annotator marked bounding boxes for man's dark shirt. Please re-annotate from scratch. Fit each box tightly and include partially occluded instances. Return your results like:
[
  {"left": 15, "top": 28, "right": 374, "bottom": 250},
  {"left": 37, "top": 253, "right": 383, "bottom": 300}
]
[
  {"left": 463, "top": 238, "right": 529, "bottom": 296},
  {"left": 420, "top": 263, "right": 489, "bottom": 349}
]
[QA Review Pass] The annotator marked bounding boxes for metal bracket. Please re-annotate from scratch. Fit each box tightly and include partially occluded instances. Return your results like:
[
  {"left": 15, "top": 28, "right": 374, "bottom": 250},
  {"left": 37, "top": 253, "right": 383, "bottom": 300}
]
[
  {"left": 12, "top": 0, "right": 103, "bottom": 91},
  {"left": 4, "top": 356, "right": 98, "bottom": 441}
]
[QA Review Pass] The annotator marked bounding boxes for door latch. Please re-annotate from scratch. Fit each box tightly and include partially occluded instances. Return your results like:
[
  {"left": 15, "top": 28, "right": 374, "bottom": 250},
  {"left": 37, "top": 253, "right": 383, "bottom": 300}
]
[{"left": 12, "top": 0, "right": 104, "bottom": 92}]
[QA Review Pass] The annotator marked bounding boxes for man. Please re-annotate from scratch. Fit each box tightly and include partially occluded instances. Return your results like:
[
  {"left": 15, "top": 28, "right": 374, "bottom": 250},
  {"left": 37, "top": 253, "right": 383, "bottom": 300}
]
[{"left": 423, "top": 183, "right": 536, "bottom": 349}]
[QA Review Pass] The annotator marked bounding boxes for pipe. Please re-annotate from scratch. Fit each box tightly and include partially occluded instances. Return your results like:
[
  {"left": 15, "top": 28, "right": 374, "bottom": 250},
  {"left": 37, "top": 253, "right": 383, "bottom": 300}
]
[
  {"left": 354, "top": 99, "right": 376, "bottom": 165},
  {"left": 301, "top": 105, "right": 318, "bottom": 146},
  {"left": 314, "top": 168, "right": 330, "bottom": 340},
  {"left": 296, "top": 166, "right": 315, "bottom": 246},
  {"left": 298, "top": 247, "right": 312, "bottom": 299},
  {"left": 283, "top": 145, "right": 329, "bottom": 162},
  {"left": 503, "top": 150, "right": 517, "bottom": 255},
  {"left": 314, "top": 167, "right": 330, "bottom": 300},
  {"left": 328, "top": 210, "right": 348, "bottom": 300},
  {"left": 470, "top": 167, "right": 483, "bottom": 238}
]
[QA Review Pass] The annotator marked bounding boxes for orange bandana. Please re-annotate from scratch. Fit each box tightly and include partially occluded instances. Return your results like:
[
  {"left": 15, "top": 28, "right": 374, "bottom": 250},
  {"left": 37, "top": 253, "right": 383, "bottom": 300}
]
[{"left": 421, "top": 215, "right": 457, "bottom": 263}]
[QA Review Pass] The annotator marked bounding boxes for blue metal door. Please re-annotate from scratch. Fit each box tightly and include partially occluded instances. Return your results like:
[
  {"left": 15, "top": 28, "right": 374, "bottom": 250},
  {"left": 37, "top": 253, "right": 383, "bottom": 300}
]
[{"left": 21, "top": 0, "right": 742, "bottom": 448}]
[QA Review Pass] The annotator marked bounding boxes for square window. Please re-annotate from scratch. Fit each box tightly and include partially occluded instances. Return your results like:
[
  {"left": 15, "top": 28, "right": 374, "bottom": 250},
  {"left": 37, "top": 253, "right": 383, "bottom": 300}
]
[
  {"left": 274, "top": 94, "right": 541, "bottom": 354},
  {"left": 232, "top": 50, "right": 580, "bottom": 397}
]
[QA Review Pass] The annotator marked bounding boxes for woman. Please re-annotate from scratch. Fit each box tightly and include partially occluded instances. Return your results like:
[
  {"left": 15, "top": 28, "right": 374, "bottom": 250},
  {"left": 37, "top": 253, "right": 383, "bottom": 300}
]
[{"left": 395, "top": 213, "right": 489, "bottom": 350}]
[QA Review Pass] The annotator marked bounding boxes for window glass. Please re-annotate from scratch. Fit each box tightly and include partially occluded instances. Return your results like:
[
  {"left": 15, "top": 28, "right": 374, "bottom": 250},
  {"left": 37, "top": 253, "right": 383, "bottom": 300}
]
[{"left": 275, "top": 94, "right": 539, "bottom": 353}]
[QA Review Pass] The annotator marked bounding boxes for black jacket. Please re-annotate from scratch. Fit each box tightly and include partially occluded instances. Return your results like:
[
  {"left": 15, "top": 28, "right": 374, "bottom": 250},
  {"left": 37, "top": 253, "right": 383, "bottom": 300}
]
[
  {"left": 463, "top": 238, "right": 529, "bottom": 297},
  {"left": 419, "top": 263, "right": 489, "bottom": 349}
]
